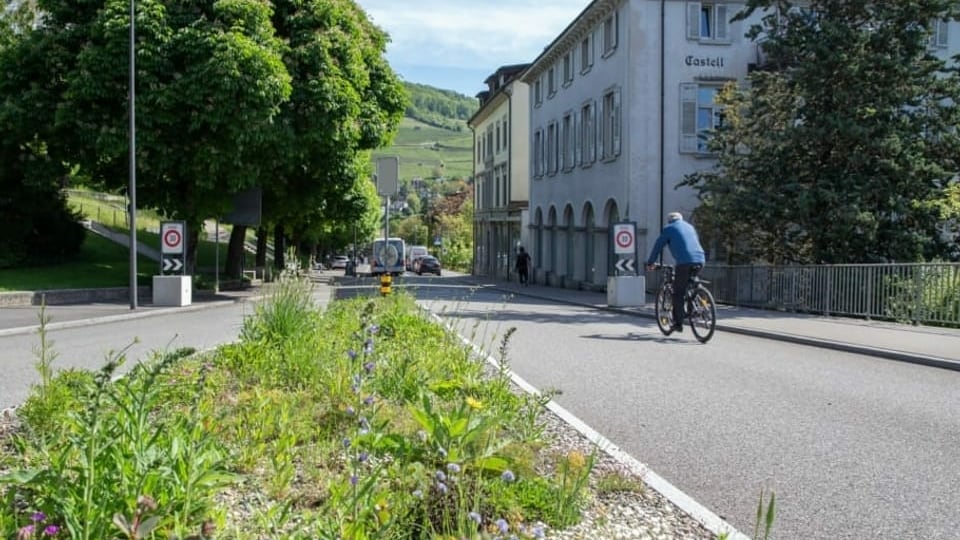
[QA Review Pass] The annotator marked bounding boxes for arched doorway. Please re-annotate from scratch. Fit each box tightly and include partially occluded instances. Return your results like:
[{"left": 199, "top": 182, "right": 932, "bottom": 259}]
[
  {"left": 582, "top": 203, "right": 595, "bottom": 285},
  {"left": 563, "top": 204, "right": 575, "bottom": 283}
]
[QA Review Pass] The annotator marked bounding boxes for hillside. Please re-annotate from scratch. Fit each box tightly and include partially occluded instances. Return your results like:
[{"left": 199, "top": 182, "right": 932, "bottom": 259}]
[{"left": 372, "top": 83, "right": 479, "bottom": 182}]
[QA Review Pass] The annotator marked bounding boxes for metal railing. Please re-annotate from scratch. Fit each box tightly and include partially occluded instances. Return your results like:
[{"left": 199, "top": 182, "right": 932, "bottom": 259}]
[{"left": 696, "top": 263, "right": 960, "bottom": 326}]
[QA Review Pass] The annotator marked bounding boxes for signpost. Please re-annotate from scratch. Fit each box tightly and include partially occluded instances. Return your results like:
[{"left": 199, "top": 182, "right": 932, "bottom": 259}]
[
  {"left": 160, "top": 221, "right": 186, "bottom": 276},
  {"left": 611, "top": 221, "right": 637, "bottom": 276}
]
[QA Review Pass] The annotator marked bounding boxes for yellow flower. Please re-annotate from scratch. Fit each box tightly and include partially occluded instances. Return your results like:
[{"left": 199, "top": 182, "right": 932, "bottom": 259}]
[
  {"left": 567, "top": 450, "right": 586, "bottom": 470},
  {"left": 465, "top": 396, "right": 484, "bottom": 410}
]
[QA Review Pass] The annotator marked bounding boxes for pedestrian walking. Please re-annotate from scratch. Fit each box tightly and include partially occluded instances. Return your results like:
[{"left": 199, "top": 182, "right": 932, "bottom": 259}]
[{"left": 515, "top": 246, "right": 532, "bottom": 286}]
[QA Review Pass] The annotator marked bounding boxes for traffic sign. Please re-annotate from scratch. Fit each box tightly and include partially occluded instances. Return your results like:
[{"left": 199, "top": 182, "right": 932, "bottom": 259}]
[
  {"left": 614, "top": 258, "right": 636, "bottom": 273},
  {"left": 162, "top": 255, "right": 184, "bottom": 274},
  {"left": 161, "top": 221, "right": 186, "bottom": 255},
  {"left": 613, "top": 222, "right": 635, "bottom": 255},
  {"left": 376, "top": 156, "right": 399, "bottom": 196}
]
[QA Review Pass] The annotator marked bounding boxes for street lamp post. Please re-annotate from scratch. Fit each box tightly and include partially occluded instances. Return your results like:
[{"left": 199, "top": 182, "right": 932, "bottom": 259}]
[{"left": 128, "top": 0, "right": 138, "bottom": 309}]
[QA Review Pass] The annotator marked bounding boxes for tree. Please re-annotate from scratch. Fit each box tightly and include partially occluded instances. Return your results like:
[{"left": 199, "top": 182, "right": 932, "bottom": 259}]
[{"left": 684, "top": 0, "right": 960, "bottom": 263}]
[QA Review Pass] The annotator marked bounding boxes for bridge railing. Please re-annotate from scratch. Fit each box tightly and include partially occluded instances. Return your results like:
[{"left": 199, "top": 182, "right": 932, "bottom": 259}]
[{"left": 697, "top": 263, "right": 960, "bottom": 326}]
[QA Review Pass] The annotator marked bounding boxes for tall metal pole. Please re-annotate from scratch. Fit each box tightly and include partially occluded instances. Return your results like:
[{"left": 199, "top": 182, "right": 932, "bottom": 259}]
[
  {"left": 128, "top": 0, "right": 138, "bottom": 310},
  {"left": 214, "top": 219, "right": 220, "bottom": 294}
]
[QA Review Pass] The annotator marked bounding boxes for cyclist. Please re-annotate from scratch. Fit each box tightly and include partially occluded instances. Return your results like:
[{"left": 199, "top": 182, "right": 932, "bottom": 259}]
[{"left": 645, "top": 212, "right": 706, "bottom": 332}]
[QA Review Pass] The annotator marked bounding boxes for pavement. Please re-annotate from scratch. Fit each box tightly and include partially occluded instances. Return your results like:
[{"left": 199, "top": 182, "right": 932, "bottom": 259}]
[{"left": 2, "top": 271, "right": 959, "bottom": 371}]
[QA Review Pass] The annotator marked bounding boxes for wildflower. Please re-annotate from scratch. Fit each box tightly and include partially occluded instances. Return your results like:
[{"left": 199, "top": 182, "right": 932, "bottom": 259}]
[
  {"left": 345, "top": 406, "right": 356, "bottom": 415},
  {"left": 342, "top": 437, "right": 351, "bottom": 448},
  {"left": 363, "top": 395, "right": 375, "bottom": 406},
  {"left": 364, "top": 339, "right": 374, "bottom": 354},
  {"left": 358, "top": 451, "right": 369, "bottom": 463},
  {"left": 436, "top": 482, "right": 448, "bottom": 495},
  {"left": 447, "top": 463, "right": 461, "bottom": 474},
  {"left": 501, "top": 470, "right": 516, "bottom": 482},
  {"left": 17, "top": 525, "right": 34, "bottom": 540},
  {"left": 417, "top": 430, "right": 428, "bottom": 442},
  {"left": 368, "top": 324, "right": 380, "bottom": 334},
  {"left": 530, "top": 524, "right": 545, "bottom": 538},
  {"left": 363, "top": 361, "right": 375, "bottom": 373},
  {"left": 495, "top": 518, "right": 509, "bottom": 534},
  {"left": 31, "top": 513, "right": 45, "bottom": 522},
  {"left": 359, "top": 417, "right": 370, "bottom": 434},
  {"left": 468, "top": 511, "right": 482, "bottom": 525},
  {"left": 438, "top": 446, "right": 448, "bottom": 458},
  {"left": 412, "top": 489, "right": 424, "bottom": 499},
  {"left": 347, "top": 349, "right": 357, "bottom": 360},
  {"left": 435, "top": 470, "right": 447, "bottom": 482},
  {"left": 465, "top": 396, "right": 483, "bottom": 410},
  {"left": 43, "top": 525, "right": 60, "bottom": 536},
  {"left": 567, "top": 450, "right": 586, "bottom": 470},
  {"left": 350, "top": 475, "right": 359, "bottom": 486}
]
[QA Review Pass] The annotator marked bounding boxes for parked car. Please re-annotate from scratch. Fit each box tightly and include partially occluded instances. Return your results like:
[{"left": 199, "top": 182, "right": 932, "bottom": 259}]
[
  {"left": 416, "top": 255, "right": 441, "bottom": 276},
  {"left": 330, "top": 255, "right": 350, "bottom": 269}
]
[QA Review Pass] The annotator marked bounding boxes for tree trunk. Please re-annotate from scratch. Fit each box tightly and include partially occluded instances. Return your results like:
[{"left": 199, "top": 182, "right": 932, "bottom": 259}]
[
  {"left": 185, "top": 227, "right": 199, "bottom": 276},
  {"left": 273, "top": 223, "right": 285, "bottom": 270},
  {"left": 225, "top": 225, "right": 246, "bottom": 279},
  {"left": 256, "top": 226, "right": 268, "bottom": 268}
]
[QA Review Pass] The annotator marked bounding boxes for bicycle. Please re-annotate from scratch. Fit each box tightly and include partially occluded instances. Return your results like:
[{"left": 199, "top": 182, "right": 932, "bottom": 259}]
[{"left": 651, "top": 264, "right": 717, "bottom": 343}]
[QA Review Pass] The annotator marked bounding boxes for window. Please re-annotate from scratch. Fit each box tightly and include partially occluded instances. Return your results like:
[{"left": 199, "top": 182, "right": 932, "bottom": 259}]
[
  {"left": 476, "top": 140, "right": 481, "bottom": 163},
  {"left": 680, "top": 83, "right": 725, "bottom": 153},
  {"left": 503, "top": 116, "right": 509, "bottom": 148},
  {"left": 603, "top": 12, "right": 618, "bottom": 56},
  {"left": 496, "top": 122, "right": 501, "bottom": 152},
  {"left": 548, "top": 66, "right": 557, "bottom": 97},
  {"left": 547, "top": 122, "right": 558, "bottom": 175},
  {"left": 563, "top": 52, "right": 574, "bottom": 86},
  {"left": 580, "top": 35, "right": 594, "bottom": 73},
  {"left": 579, "top": 101, "right": 597, "bottom": 166},
  {"left": 535, "top": 78, "right": 543, "bottom": 106},
  {"left": 533, "top": 129, "right": 544, "bottom": 177},
  {"left": 686, "top": 2, "right": 730, "bottom": 43},
  {"left": 600, "top": 88, "right": 621, "bottom": 160},
  {"left": 561, "top": 112, "right": 575, "bottom": 171},
  {"left": 930, "top": 18, "right": 949, "bottom": 48}
]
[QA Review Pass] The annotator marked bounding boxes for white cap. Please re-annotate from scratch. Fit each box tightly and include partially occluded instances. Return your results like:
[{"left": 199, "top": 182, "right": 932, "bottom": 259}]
[{"left": 667, "top": 212, "right": 683, "bottom": 223}]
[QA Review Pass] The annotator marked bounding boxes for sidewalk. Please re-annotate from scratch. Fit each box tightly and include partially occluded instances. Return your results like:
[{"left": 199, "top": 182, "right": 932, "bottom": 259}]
[{"left": 464, "top": 275, "right": 960, "bottom": 371}]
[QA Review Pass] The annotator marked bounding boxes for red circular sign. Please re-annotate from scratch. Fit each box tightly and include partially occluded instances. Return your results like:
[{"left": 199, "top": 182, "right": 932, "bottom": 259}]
[
  {"left": 615, "top": 229, "right": 633, "bottom": 249},
  {"left": 163, "top": 229, "right": 182, "bottom": 250}
]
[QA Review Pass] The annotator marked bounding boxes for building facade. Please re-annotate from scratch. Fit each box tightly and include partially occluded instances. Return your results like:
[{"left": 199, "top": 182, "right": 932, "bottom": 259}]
[
  {"left": 518, "top": 0, "right": 957, "bottom": 289},
  {"left": 470, "top": 64, "right": 531, "bottom": 279}
]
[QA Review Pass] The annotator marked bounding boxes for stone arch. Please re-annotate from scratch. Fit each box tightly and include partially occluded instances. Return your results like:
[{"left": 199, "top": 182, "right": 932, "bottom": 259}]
[
  {"left": 582, "top": 201, "right": 597, "bottom": 285},
  {"left": 563, "top": 204, "right": 576, "bottom": 280},
  {"left": 547, "top": 206, "right": 558, "bottom": 275}
]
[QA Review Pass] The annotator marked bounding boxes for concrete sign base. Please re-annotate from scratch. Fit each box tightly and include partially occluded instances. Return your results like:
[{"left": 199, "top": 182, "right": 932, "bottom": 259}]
[
  {"left": 153, "top": 275, "right": 192, "bottom": 307},
  {"left": 607, "top": 275, "right": 646, "bottom": 307}
]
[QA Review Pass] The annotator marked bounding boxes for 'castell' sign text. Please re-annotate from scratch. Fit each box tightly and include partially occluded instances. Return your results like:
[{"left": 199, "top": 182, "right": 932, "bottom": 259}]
[{"left": 685, "top": 55, "right": 725, "bottom": 68}]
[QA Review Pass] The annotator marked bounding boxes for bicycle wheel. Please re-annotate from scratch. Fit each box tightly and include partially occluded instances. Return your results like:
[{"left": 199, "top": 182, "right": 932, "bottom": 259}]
[
  {"left": 688, "top": 286, "right": 717, "bottom": 343},
  {"left": 655, "top": 285, "right": 674, "bottom": 336}
]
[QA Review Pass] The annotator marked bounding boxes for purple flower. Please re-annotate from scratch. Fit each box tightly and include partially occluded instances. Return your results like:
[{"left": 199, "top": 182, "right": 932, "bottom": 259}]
[
  {"left": 495, "top": 518, "right": 509, "bottom": 534},
  {"left": 436, "top": 481, "right": 448, "bottom": 494},
  {"left": 43, "top": 525, "right": 60, "bottom": 536},
  {"left": 412, "top": 489, "right": 423, "bottom": 499},
  {"left": 347, "top": 349, "right": 357, "bottom": 360},
  {"left": 501, "top": 470, "right": 516, "bottom": 482},
  {"left": 447, "top": 463, "right": 461, "bottom": 474},
  {"left": 17, "top": 525, "right": 34, "bottom": 540},
  {"left": 363, "top": 361, "right": 375, "bottom": 373},
  {"left": 359, "top": 417, "right": 370, "bottom": 434},
  {"left": 468, "top": 511, "right": 482, "bottom": 525},
  {"left": 342, "top": 437, "right": 351, "bottom": 448},
  {"left": 345, "top": 406, "right": 355, "bottom": 415},
  {"left": 31, "top": 513, "right": 46, "bottom": 522},
  {"left": 363, "top": 395, "right": 375, "bottom": 406},
  {"left": 364, "top": 339, "right": 374, "bottom": 353},
  {"left": 350, "top": 475, "right": 359, "bottom": 486},
  {"left": 435, "top": 470, "right": 447, "bottom": 482},
  {"left": 368, "top": 324, "right": 380, "bottom": 334},
  {"left": 358, "top": 451, "right": 369, "bottom": 463}
]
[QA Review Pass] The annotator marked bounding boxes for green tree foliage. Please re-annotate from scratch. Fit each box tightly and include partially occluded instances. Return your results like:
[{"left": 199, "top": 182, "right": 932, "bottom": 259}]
[
  {"left": 684, "top": 0, "right": 960, "bottom": 263},
  {"left": 404, "top": 82, "right": 477, "bottom": 131}
]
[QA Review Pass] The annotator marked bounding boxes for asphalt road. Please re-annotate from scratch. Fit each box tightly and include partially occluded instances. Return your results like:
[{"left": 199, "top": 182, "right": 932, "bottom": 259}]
[{"left": 385, "top": 278, "right": 960, "bottom": 540}]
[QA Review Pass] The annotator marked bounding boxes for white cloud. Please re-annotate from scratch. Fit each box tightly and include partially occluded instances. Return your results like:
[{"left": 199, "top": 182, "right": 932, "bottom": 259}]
[{"left": 357, "top": 0, "right": 587, "bottom": 69}]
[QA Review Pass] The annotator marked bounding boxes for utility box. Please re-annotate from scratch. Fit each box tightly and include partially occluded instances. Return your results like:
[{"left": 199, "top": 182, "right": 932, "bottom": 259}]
[
  {"left": 152, "top": 275, "right": 192, "bottom": 307},
  {"left": 607, "top": 275, "right": 645, "bottom": 307}
]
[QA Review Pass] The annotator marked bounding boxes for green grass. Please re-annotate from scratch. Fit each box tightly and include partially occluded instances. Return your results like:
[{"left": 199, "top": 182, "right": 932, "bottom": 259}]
[
  {"left": 0, "top": 232, "right": 155, "bottom": 291},
  {"left": 66, "top": 188, "right": 165, "bottom": 232},
  {"left": 373, "top": 118, "right": 474, "bottom": 182}
]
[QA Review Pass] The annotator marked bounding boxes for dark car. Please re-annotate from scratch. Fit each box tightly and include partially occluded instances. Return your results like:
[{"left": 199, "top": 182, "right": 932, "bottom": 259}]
[{"left": 416, "top": 255, "right": 441, "bottom": 276}]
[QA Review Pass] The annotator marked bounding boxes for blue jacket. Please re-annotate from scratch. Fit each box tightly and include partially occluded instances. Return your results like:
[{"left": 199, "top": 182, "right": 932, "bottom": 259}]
[{"left": 645, "top": 219, "right": 706, "bottom": 265}]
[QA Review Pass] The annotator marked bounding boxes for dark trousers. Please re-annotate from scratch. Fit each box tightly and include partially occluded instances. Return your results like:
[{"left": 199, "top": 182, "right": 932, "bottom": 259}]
[
  {"left": 517, "top": 267, "right": 529, "bottom": 284},
  {"left": 672, "top": 264, "right": 702, "bottom": 326}
]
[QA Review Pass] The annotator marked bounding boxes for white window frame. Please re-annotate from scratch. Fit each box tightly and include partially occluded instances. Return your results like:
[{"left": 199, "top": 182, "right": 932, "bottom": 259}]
[
  {"left": 533, "top": 128, "right": 544, "bottom": 178},
  {"left": 679, "top": 82, "right": 725, "bottom": 154},
  {"left": 930, "top": 18, "right": 949, "bottom": 48},
  {"left": 561, "top": 111, "right": 576, "bottom": 172},
  {"left": 579, "top": 100, "right": 597, "bottom": 167},
  {"left": 535, "top": 78, "right": 543, "bottom": 107},
  {"left": 602, "top": 11, "right": 618, "bottom": 57},
  {"left": 600, "top": 87, "right": 621, "bottom": 161},
  {"left": 548, "top": 66, "right": 557, "bottom": 97},
  {"left": 563, "top": 52, "right": 574, "bottom": 86},
  {"left": 686, "top": 2, "right": 730, "bottom": 44},
  {"left": 580, "top": 34, "right": 594, "bottom": 74}
]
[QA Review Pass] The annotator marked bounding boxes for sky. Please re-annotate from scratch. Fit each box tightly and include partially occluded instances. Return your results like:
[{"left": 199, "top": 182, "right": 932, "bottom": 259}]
[{"left": 355, "top": 0, "right": 590, "bottom": 97}]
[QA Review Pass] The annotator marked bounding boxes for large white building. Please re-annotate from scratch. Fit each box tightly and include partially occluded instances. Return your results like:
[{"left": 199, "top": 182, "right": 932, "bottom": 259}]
[{"left": 505, "top": 0, "right": 956, "bottom": 289}]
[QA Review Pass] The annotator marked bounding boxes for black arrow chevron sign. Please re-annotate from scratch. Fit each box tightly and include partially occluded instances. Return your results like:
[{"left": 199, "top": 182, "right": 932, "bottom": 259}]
[{"left": 614, "top": 258, "right": 636, "bottom": 273}]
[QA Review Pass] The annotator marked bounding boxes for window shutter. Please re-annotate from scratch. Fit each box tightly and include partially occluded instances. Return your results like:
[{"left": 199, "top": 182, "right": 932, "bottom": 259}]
[
  {"left": 539, "top": 130, "right": 546, "bottom": 176},
  {"left": 590, "top": 101, "right": 598, "bottom": 162},
  {"left": 573, "top": 112, "right": 581, "bottom": 166},
  {"left": 680, "top": 83, "right": 699, "bottom": 153},
  {"left": 612, "top": 88, "right": 622, "bottom": 156},
  {"left": 716, "top": 4, "right": 729, "bottom": 42},
  {"left": 687, "top": 2, "right": 701, "bottom": 41},
  {"left": 598, "top": 98, "right": 606, "bottom": 160},
  {"left": 938, "top": 19, "right": 949, "bottom": 48}
]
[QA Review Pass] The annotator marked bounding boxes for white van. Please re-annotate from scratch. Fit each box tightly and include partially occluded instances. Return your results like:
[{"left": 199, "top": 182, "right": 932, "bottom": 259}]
[{"left": 406, "top": 245, "right": 429, "bottom": 271}]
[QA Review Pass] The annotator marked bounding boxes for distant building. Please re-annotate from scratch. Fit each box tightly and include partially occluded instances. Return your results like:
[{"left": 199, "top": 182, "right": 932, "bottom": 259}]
[
  {"left": 469, "top": 63, "right": 531, "bottom": 279},
  {"left": 516, "top": 0, "right": 958, "bottom": 289}
]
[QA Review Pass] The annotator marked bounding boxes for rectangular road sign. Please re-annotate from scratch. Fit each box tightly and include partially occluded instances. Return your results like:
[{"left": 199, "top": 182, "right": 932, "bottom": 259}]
[
  {"left": 160, "top": 221, "right": 186, "bottom": 255},
  {"left": 376, "top": 156, "right": 399, "bottom": 196}
]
